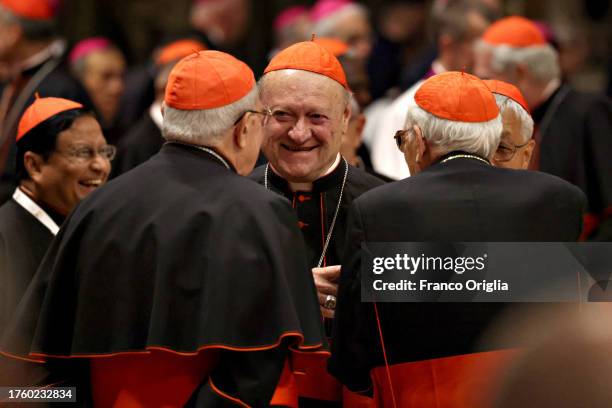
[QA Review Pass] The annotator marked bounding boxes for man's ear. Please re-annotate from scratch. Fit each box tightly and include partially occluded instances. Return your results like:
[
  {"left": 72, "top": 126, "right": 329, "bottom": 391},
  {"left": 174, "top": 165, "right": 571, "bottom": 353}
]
[
  {"left": 412, "top": 125, "right": 426, "bottom": 162},
  {"left": 522, "top": 139, "right": 536, "bottom": 169},
  {"left": 23, "top": 151, "right": 45, "bottom": 182},
  {"left": 233, "top": 119, "right": 248, "bottom": 149},
  {"left": 341, "top": 101, "right": 352, "bottom": 134}
]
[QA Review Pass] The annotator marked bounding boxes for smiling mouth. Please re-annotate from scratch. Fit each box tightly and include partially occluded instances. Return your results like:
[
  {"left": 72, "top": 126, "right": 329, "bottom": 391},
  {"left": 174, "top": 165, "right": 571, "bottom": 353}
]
[
  {"left": 79, "top": 179, "right": 103, "bottom": 188},
  {"left": 282, "top": 144, "right": 318, "bottom": 152}
]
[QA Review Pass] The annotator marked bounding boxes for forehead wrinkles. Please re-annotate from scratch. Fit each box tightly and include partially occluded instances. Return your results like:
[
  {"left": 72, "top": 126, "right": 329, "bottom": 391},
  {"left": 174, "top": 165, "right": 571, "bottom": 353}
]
[{"left": 262, "top": 70, "right": 345, "bottom": 111}]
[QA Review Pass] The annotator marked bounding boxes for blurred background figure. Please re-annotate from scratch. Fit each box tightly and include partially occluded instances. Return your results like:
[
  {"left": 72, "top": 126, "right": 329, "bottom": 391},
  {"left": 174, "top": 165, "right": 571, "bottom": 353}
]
[
  {"left": 0, "top": 0, "right": 93, "bottom": 204},
  {"left": 483, "top": 304, "right": 612, "bottom": 408},
  {"left": 111, "top": 38, "right": 207, "bottom": 178},
  {"left": 367, "top": 0, "right": 429, "bottom": 101},
  {"left": 271, "top": 5, "right": 311, "bottom": 56},
  {"left": 69, "top": 37, "right": 127, "bottom": 144},
  {"left": 474, "top": 16, "right": 612, "bottom": 241},
  {"left": 190, "top": 0, "right": 250, "bottom": 49},
  {"left": 311, "top": 0, "right": 373, "bottom": 60},
  {"left": 363, "top": 0, "right": 493, "bottom": 180}
]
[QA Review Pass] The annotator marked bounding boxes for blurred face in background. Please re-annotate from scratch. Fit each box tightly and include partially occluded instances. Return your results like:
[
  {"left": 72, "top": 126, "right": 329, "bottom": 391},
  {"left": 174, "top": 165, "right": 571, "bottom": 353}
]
[
  {"left": 332, "top": 11, "right": 372, "bottom": 60},
  {"left": 81, "top": 48, "right": 126, "bottom": 125},
  {"left": 190, "top": 0, "right": 250, "bottom": 47},
  {"left": 439, "top": 9, "right": 490, "bottom": 72}
]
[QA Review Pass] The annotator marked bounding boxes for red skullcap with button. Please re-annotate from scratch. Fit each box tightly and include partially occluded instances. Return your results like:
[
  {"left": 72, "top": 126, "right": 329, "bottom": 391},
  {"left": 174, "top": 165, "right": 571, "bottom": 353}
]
[{"left": 415, "top": 71, "right": 499, "bottom": 122}]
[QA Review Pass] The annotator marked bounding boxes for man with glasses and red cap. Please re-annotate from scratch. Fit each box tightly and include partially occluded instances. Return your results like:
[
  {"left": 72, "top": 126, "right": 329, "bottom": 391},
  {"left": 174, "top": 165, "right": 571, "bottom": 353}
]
[
  {"left": 0, "top": 96, "right": 112, "bottom": 385},
  {"left": 474, "top": 16, "right": 612, "bottom": 240},
  {"left": 251, "top": 39, "right": 384, "bottom": 407},
  {"left": 485, "top": 79, "right": 535, "bottom": 170},
  {"left": 1, "top": 50, "right": 324, "bottom": 407},
  {"left": 329, "top": 71, "right": 585, "bottom": 407}
]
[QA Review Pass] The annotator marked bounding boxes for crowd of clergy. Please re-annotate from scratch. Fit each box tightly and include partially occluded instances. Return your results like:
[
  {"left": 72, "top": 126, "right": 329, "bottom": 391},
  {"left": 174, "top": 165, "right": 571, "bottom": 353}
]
[{"left": 1, "top": 0, "right": 611, "bottom": 406}]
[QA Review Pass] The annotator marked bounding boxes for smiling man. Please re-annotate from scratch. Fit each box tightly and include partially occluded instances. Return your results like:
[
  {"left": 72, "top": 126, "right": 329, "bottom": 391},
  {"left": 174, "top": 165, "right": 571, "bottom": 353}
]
[
  {"left": 0, "top": 96, "right": 112, "bottom": 334},
  {"left": 250, "top": 40, "right": 383, "bottom": 407}
]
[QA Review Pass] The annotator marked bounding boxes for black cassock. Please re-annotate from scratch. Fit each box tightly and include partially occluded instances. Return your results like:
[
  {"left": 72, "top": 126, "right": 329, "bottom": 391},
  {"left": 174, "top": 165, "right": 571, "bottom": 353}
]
[
  {"left": 250, "top": 159, "right": 385, "bottom": 268},
  {"left": 0, "top": 199, "right": 54, "bottom": 331},
  {"left": 533, "top": 85, "right": 612, "bottom": 240},
  {"left": 0, "top": 195, "right": 66, "bottom": 387},
  {"left": 250, "top": 159, "right": 384, "bottom": 407},
  {"left": 329, "top": 154, "right": 586, "bottom": 393},
  {"left": 1, "top": 143, "right": 325, "bottom": 406}
]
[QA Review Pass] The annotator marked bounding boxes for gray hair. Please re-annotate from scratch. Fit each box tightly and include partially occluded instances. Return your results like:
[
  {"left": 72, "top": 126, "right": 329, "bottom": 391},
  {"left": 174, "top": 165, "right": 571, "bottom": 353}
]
[
  {"left": 493, "top": 93, "right": 534, "bottom": 143},
  {"left": 475, "top": 40, "right": 561, "bottom": 84},
  {"left": 0, "top": 4, "right": 56, "bottom": 40},
  {"left": 162, "top": 86, "right": 258, "bottom": 146},
  {"left": 312, "top": 3, "right": 369, "bottom": 38},
  {"left": 404, "top": 98, "right": 502, "bottom": 158}
]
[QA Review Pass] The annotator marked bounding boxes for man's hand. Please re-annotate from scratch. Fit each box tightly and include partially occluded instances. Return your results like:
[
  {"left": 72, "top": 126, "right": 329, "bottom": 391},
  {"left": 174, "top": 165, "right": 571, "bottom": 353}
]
[{"left": 312, "top": 265, "right": 341, "bottom": 318}]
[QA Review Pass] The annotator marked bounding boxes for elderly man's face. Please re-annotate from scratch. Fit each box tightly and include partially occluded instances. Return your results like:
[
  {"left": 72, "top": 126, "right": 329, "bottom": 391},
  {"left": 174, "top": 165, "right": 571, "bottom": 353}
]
[
  {"left": 35, "top": 116, "right": 112, "bottom": 215},
  {"left": 261, "top": 70, "right": 349, "bottom": 183},
  {"left": 82, "top": 49, "right": 126, "bottom": 124},
  {"left": 492, "top": 108, "right": 534, "bottom": 169}
]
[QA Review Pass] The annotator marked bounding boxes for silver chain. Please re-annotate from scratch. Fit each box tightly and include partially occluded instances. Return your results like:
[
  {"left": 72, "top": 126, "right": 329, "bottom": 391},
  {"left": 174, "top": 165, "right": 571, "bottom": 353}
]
[
  {"left": 440, "top": 153, "right": 490, "bottom": 166},
  {"left": 264, "top": 159, "right": 349, "bottom": 268}
]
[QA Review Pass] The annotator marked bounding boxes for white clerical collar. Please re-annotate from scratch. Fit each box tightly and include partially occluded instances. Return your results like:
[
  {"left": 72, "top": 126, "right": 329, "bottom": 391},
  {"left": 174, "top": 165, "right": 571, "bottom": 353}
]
[
  {"left": 149, "top": 100, "right": 163, "bottom": 130},
  {"left": 321, "top": 153, "right": 341, "bottom": 177},
  {"left": 12, "top": 187, "right": 59, "bottom": 235}
]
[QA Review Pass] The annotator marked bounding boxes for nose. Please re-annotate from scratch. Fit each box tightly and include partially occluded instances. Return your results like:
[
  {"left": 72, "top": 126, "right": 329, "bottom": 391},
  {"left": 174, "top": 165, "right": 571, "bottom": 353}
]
[
  {"left": 287, "top": 117, "right": 311, "bottom": 144},
  {"left": 90, "top": 154, "right": 111, "bottom": 176}
]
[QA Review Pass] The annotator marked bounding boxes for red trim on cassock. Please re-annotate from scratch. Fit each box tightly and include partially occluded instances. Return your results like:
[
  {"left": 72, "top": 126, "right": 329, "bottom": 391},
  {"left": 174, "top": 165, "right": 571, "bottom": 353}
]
[
  {"left": 271, "top": 358, "right": 299, "bottom": 407},
  {"left": 90, "top": 349, "right": 217, "bottom": 408},
  {"left": 209, "top": 376, "right": 251, "bottom": 407},
  {"left": 370, "top": 349, "right": 521, "bottom": 408},
  {"left": 580, "top": 208, "right": 612, "bottom": 241},
  {"left": 23, "top": 331, "right": 323, "bottom": 362}
]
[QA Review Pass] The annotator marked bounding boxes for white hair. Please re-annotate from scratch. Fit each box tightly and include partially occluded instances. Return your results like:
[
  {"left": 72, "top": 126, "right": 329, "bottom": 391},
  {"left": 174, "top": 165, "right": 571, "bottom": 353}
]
[
  {"left": 493, "top": 93, "right": 534, "bottom": 143},
  {"left": 475, "top": 40, "right": 561, "bottom": 84},
  {"left": 162, "top": 86, "right": 258, "bottom": 146},
  {"left": 404, "top": 98, "right": 502, "bottom": 158},
  {"left": 312, "top": 3, "right": 369, "bottom": 38}
]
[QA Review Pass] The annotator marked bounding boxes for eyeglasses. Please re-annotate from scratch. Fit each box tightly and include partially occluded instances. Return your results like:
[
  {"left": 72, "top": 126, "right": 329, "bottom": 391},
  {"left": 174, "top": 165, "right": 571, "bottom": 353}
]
[
  {"left": 493, "top": 140, "right": 530, "bottom": 162},
  {"left": 394, "top": 129, "right": 408, "bottom": 151},
  {"left": 264, "top": 107, "right": 331, "bottom": 129},
  {"left": 57, "top": 145, "right": 117, "bottom": 163},
  {"left": 233, "top": 108, "right": 271, "bottom": 125}
]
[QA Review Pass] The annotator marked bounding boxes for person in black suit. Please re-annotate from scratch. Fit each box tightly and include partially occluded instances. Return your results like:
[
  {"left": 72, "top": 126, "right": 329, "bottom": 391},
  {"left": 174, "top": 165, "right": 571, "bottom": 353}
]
[{"left": 328, "top": 71, "right": 586, "bottom": 407}]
